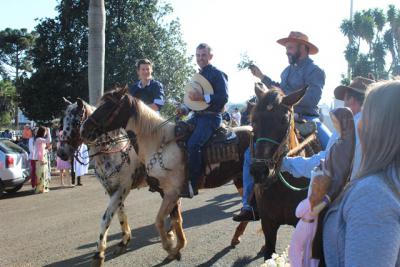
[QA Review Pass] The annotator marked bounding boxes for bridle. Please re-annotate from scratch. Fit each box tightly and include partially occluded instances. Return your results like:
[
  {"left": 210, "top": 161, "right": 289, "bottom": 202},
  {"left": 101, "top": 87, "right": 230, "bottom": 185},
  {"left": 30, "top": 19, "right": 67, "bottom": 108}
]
[
  {"left": 85, "top": 94, "right": 129, "bottom": 135},
  {"left": 251, "top": 102, "right": 293, "bottom": 173},
  {"left": 251, "top": 101, "right": 309, "bottom": 191}
]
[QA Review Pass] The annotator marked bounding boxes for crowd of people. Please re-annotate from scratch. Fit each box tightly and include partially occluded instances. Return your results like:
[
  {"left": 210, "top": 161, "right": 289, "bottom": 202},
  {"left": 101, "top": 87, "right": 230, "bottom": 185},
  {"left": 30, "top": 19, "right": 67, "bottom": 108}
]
[
  {"left": 2, "top": 124, "right": 90, "bottom": 194},
  {"left": 129, "top": 32, "right": 399, "bottom": 266}
]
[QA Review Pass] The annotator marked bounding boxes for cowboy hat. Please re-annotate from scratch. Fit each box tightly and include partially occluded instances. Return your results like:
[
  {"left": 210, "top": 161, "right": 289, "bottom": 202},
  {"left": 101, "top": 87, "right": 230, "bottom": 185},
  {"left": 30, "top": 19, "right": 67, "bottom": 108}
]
[
  {"left": 277, "top": 31, "right": 319, "bottom": 55},
  {"left": 183, "top": 73, "right": 214, "bottom": 111},
  {"left": 334, "top": 76, "right": 375, "bottom": 101}
]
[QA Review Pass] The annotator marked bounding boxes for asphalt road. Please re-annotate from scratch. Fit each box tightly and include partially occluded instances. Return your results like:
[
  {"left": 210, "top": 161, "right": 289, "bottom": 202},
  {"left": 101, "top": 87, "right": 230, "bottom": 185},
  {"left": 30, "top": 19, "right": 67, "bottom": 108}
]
[{"left": 1, "top": 173, "right": 293, "bottom": 267}]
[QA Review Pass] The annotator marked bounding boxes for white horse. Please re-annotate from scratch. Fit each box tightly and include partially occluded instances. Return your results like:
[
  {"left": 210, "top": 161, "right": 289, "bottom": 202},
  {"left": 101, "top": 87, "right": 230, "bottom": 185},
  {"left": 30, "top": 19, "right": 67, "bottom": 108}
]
[
  {"left": 57, "top": 98, "right": 179, "bottom": 267},
  {"left": 80, "top": 87, "right": 253, "bottom": 261}
]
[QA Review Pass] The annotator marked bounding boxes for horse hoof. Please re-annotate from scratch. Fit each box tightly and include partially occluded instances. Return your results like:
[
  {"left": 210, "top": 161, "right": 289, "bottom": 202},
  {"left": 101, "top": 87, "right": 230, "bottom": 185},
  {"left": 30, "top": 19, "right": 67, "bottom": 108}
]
[
  {"left": 91, "top": 253, "right": 105, "bottom": 267},
  {"left": 259, "top": 245, "right": 266, "bottom": 254},
  {"left": 230, "top": 237, "right": 241, "bottom": 247},
  {"left": 167, "top": 251, "right": 181, "bottom": 261},
  {"left": 113, "top": 241, "right": 128, "bottom": 256}
]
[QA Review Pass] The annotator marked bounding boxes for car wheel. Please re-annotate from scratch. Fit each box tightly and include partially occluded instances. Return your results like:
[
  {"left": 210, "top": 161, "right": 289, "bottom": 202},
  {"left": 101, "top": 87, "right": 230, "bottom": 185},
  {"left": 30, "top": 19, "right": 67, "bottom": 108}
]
[
  {"left": 0, "top": 182, "right": 4, "bottom": 198},
  {"left": 4, "top": 183, "right": 24, "bottom": 194}
]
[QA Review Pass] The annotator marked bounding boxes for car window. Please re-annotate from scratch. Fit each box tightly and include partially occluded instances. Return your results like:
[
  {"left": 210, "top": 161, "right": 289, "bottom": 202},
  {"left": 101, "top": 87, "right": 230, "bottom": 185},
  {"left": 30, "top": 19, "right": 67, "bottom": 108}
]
[{"left": 0, "top": 139, "right": 25, "bottom": 154}]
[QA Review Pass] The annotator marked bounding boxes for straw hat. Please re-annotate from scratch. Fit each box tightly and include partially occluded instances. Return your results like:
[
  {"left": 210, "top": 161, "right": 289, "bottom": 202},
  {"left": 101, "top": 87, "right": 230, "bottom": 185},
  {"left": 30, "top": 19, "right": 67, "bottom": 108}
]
[
  {"left": 183, "top": 73, "right": 214, "bottom": 111},
  {"left": 334, "top": 76, "right": 375, "bottom": 101},
  {"left": 277, "top": 31, "right": 319, "bottom": 55}
]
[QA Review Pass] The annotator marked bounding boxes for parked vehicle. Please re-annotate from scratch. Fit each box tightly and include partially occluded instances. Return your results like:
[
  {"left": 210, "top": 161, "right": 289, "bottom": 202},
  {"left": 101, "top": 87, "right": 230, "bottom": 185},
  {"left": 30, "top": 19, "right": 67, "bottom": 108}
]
[{"left": 0, "top": 138, "right": 30, "bottom": 197}]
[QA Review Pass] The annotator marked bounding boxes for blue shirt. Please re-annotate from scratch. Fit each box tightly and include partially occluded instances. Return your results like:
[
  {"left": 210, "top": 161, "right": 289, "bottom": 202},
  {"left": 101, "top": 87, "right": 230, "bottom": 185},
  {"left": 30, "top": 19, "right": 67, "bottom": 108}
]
[
  {"left": 262, "top": 57, "right": 325, "bottom": 117},
  {"left": 200, "top": 64, "right": 229, "bottom": 113},
  {"left": 128, "top": 79, "right": 165, "bottom": 109}
]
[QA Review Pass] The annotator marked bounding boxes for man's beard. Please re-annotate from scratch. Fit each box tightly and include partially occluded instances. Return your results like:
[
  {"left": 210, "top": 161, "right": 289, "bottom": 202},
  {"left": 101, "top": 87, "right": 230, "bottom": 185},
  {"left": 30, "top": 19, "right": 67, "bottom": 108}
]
[{"left": 287, "top": 50, "right": 301, "bottom": 65}]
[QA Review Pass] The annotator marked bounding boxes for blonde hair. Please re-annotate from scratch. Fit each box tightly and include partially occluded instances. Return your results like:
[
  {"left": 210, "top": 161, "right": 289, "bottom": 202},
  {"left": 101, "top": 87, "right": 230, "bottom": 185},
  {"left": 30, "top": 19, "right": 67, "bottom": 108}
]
[{"left": 356, "top": 80, "right": 400, "bottom": 196}]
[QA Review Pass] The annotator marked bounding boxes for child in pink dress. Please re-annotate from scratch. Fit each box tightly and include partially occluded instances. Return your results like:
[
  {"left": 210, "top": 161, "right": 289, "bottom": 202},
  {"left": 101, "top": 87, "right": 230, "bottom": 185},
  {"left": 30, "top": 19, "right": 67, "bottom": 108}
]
[{"left": 289, "top": 169, "right": 321, "bottom": 267}]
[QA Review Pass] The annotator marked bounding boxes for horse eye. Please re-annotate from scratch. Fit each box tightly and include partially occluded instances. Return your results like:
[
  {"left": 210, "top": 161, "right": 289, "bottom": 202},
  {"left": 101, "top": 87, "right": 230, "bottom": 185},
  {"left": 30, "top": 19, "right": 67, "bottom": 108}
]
[{"left": 281, "top": 115, "right": 289, "bottom": 124}]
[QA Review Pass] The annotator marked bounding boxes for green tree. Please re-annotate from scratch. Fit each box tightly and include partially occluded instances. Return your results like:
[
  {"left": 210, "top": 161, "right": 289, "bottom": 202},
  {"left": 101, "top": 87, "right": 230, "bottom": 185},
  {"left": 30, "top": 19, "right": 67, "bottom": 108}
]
[
  {"left": 20, "top": 0, "right": 194, "bottom": 123},
  {"left": 340, "top": 6, "right": 400, "bottom": 80},
  {"left": 0, "top": 28, "right": 35, "bottom": 125},
  {"left": 0, "top": 80, "right": 16, "bottom": 125}
]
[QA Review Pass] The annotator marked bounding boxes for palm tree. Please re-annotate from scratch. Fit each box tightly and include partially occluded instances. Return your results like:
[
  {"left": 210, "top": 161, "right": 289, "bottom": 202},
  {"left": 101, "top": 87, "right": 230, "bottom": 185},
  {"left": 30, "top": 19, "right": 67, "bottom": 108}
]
[{"left": 88, "top": 0, "right": 105, "bottom": 105}]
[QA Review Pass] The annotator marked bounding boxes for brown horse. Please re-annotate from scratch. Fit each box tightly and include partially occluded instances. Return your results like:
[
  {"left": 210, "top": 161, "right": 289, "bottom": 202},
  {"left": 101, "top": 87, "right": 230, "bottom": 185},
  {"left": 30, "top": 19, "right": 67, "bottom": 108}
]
[
  {"left": 250, "top": 84, "right": 319, "bottom": 260},
  {"left": 80, "top": 87, "right": 253, "bottom": 260}
]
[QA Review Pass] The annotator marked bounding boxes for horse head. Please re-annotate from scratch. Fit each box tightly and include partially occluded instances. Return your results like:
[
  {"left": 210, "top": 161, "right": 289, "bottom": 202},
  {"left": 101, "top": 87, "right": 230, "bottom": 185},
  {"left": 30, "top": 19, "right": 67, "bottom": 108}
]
[
  {"left": 80, "top": 86, "right": 137, "bottom": 142},
  {"left": 250, "top": 83, "right": 307, "bottom": 186},
  {"left": 57, "top": 97, "right": 93, "bottom": 161}
]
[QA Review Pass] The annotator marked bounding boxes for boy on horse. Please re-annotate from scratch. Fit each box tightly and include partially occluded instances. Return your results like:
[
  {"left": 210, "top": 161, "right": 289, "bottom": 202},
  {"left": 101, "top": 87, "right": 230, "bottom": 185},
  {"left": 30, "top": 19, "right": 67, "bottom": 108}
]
[
  {"left": 129, "top": 59, "right": 165, "bottom": 112},
  {"left": 178, "top": 43, "right": 229, "bottom": 198},
  {"left": 234, "top": 31, "right": 329, "bottom": 221}
]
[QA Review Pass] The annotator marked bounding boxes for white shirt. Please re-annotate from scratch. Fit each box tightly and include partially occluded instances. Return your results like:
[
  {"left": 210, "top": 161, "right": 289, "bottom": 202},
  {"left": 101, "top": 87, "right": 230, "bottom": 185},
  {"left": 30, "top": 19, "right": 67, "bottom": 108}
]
[{"left": 232, "top": 111, "right": 241, "bottom": 126}]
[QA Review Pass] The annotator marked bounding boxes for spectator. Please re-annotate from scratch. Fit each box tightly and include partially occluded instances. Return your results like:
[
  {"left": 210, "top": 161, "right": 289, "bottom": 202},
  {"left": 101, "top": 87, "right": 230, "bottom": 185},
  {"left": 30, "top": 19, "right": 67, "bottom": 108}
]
[
  {"left": 28, "top": 128, "right": 38, "bottom": 189},
  {"left": 323, "top": 80, "right": 400, "bottom": 266},
  {"left": 56, "top": 130, "right": 71, "bottom": 187},
  {"left": 72, "top": 143, "right": 89, "bottom": 186},
  {"left": 231, "top": 107, "right": 241, "bottom": 127},
  {"left": 34, "top": 126, "right": 52, "bottom": 193}
]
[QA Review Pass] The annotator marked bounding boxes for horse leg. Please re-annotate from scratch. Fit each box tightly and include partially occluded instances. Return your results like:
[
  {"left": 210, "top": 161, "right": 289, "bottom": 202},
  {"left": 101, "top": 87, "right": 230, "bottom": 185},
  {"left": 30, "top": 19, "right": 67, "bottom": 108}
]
[
  {"left": 155, "top": 195, "right": 181, "bottom": 258},
  {"left": 168, "top": 199, "right": 186, "bottom": 260},
  {"left": 113, "top": 186, "right": 132, "bottom": 256},
  {"left": 231, "top": 221, "right": 249, "bottom": 247},
  {"left": 92, "top": 189, "right": 123, "bottom": 267},
  {"left": 261, "top": 219, "right": 279, "bottom": 260}
]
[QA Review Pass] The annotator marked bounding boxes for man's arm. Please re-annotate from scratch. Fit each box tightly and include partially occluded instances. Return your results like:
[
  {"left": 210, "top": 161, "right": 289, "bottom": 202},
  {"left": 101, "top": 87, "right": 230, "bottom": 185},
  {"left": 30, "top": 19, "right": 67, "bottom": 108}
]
[
  {"left": 204, "top": 71, "right": 228, "bottom": 108},
  {"left": 297, "top": 67, "right": 325, "bottom": 109},
  {"left": 250, "top": 65, "right": 280, "bottom": 88},
  {"left": 152, "top": 81, "right": 165, "bottom": 111},
  {"left": 281, "top": 130, "right": 338, "bottom": 178}
]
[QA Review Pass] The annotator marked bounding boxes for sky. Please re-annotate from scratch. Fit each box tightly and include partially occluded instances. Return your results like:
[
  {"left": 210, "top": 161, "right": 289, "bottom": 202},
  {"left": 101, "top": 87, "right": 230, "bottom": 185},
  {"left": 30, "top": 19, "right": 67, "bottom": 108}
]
[{"left": 0, "top": 0, "right": 397, "bottom": 105}]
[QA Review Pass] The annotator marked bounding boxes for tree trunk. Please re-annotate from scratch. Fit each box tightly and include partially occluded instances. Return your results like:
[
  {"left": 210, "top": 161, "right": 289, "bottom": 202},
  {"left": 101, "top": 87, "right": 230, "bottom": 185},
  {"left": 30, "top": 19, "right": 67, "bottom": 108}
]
[
  {"left": 88, "top": 0, "right": 105, "bottom": 105},
  {"left": 14, "top": 51, "right": 19, "bottom": 127}
]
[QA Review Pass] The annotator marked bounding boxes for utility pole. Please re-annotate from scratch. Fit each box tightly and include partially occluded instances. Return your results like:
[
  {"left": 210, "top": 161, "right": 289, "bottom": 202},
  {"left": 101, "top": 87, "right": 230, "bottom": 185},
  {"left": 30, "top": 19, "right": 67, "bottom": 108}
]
[{"left": 347, "top": 0, "right": 354, "bottom": 81}]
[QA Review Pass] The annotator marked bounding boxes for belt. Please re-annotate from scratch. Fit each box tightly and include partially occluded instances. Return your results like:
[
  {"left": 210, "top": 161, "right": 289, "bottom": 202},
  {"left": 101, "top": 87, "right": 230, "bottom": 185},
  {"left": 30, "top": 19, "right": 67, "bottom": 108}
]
[{"left": 301, "top": 218, "right": 315, "bottom": 223}]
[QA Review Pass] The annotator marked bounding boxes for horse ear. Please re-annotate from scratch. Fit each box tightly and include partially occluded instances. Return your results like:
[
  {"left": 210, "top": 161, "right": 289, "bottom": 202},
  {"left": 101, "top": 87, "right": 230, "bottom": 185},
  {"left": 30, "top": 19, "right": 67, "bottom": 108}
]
[
  {"left": 282, "top": 86, "right": 308, "bottom": 107},
  {"left": 254, "top": 82, "right": 266, "bottom": 100},
  {"left": 76, "top": 97, "right": 84, "bottom": 109},
  {"left": 62, "top": 97, "right": 72, "bottom": 106}
]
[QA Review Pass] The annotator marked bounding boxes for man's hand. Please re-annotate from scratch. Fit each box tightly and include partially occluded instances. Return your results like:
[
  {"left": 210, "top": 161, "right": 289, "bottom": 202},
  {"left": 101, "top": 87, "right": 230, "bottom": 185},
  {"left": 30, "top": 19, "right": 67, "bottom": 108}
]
[
  {"left": 176, "top": 105, "right": 189, "bottom": 117},
  {"left": 188, "top": 90, "right": 204, "bottom": 102},
  {"left": 249, "top": 65, "right": 264, "bottom": 79},
  {"left": 149, "top": 103, "right": 159, "bottom": 112}
]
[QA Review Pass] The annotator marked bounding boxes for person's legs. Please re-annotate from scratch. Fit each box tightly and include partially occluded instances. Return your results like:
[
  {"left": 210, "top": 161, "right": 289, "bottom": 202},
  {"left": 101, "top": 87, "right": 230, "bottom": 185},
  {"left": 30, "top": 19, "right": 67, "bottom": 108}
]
[
  {"left": 77, "top": 176, "right": 82, "bottom": 186},
  {"left": 183, "top": 114, "right": 221, "bottom": 197},
  {"left": 233, "top": 147, "right": 259, "bottom": 221}
]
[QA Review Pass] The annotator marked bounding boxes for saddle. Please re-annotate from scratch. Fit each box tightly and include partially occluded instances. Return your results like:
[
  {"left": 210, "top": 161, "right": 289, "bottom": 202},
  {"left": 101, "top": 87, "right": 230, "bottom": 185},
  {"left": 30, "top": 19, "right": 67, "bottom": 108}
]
[
  {"left": 175, "top": 121, "right": 239, "bottom": 165},
  {"left": 294, "top": 120, "right": 322, "bottom": 156}
]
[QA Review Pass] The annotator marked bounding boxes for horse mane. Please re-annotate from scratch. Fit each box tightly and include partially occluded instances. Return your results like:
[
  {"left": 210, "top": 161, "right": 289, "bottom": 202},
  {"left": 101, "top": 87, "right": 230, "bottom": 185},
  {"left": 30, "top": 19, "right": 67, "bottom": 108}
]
[
  {"left": 101, "top": 86, "right": 170, "bottom": 140},
  {"left": 251, "top": 87, "right": 299, "bottom": 151}
]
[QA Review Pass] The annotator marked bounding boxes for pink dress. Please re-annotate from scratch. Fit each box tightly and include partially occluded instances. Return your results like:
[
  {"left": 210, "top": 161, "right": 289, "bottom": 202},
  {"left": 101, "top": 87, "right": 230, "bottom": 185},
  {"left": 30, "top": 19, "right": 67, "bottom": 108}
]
[
  {"left": 56, "top": 131, "right": 71, "bottom": 170},
  {"left": 289, "top": 199, "right": 319, "bottom": 267}
]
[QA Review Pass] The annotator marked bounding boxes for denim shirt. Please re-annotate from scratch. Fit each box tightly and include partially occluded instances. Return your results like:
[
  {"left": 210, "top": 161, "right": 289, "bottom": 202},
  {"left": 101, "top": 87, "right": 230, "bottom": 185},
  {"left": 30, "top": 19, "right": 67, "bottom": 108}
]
[
  {"left": 262, "top": 57, "right": 325, "bottom": 117},
  {"left": 200, "top": 64, "right": 229, "bottom": 113}
]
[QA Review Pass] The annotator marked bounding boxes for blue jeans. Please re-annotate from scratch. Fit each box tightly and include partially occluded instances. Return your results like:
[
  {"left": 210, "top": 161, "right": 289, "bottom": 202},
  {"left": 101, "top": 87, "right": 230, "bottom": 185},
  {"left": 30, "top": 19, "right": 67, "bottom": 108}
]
[
  {"left": 187, "top": 113, "right": 222, "bottom": 188},
  {"left": 302, "top": 116, "right": 331, "bottom": 150},
  {"left": 242, "top": 147, "right": 254, "bottom": 211}
]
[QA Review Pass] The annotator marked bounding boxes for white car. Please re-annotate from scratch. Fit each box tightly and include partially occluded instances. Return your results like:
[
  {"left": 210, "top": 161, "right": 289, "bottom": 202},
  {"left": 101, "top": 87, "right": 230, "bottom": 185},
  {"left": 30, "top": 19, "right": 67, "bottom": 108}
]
[{"left": 0, "top": 138, "right": 30, "bottom": 197}]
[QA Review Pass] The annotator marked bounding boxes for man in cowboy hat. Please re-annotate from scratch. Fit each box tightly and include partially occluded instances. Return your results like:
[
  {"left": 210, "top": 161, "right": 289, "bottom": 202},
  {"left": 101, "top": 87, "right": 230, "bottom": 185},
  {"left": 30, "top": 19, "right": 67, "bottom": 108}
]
[
  {"left": 233, "top": 31, "right": 330, "bottom": 221},
  {"left": 129, "top": 59, "right": 165, "bottom": 112},
  {"left": 178, "top": 43, "right": 229, "bottom": 198}
]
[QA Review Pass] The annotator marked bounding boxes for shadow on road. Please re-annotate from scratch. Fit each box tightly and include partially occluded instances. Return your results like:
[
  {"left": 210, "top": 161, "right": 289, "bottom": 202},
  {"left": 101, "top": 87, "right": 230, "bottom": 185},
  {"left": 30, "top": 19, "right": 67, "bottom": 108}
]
[{"left": 46, "top": 191, "right": 249, "bottom": 266}]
